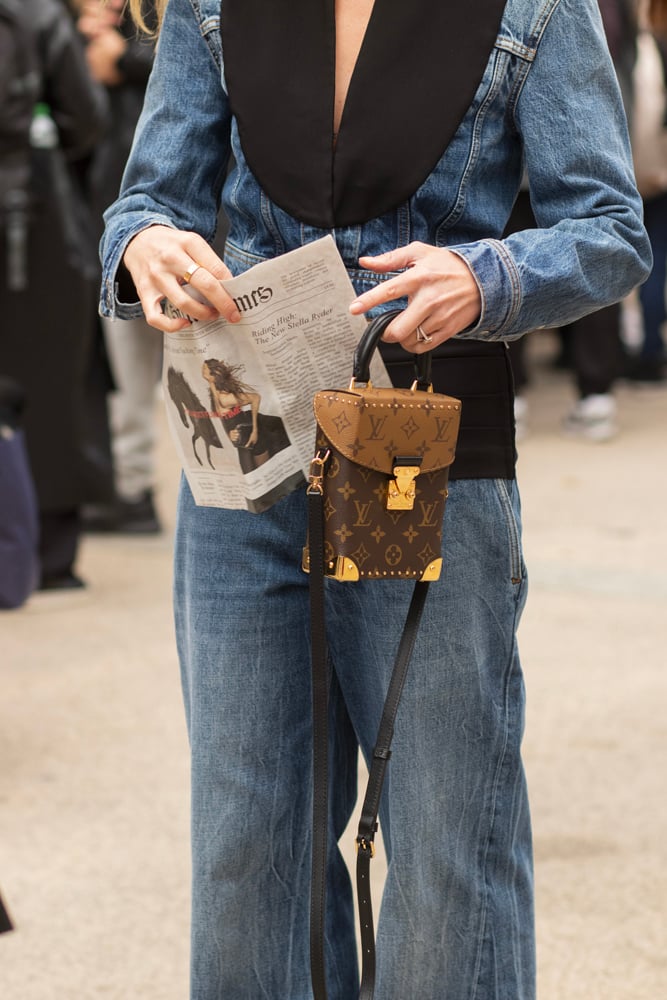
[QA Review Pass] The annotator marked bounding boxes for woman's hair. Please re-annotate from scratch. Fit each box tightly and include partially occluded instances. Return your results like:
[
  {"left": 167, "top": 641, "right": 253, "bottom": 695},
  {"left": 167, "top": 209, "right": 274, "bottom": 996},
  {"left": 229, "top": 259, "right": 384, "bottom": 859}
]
[
  {"left": 204, "top": 359, "right": 254, "bottom": 397},
  {"left": 128, "top": 0, "right": 166, "bottom": 33}
]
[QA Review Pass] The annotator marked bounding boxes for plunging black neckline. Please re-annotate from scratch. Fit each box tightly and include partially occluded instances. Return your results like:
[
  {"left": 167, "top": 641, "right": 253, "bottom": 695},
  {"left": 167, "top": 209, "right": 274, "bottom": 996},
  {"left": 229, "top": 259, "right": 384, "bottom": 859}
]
[
  {"left": 220, "top": 0, "right": 506, "bottom": 229},
  {"left": 333, "top": 0, "right": 381, "bottom": 146}
]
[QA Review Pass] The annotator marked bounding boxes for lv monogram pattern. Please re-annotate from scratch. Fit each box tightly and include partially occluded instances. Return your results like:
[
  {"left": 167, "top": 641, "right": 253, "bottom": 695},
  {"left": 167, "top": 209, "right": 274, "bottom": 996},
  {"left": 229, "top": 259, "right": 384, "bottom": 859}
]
[{"left": 313, "top": 387, "right": 461, "bottom": 579}]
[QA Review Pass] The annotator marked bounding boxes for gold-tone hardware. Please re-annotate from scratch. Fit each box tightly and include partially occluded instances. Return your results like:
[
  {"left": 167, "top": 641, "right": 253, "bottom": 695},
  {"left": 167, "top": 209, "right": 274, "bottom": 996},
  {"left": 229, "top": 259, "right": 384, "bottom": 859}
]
[
  {"left": 348, "top": 376, "right": 374, "bottom": 391},
  {"left": 302, "top": 548, "right": 360, "bottom": 581},
  {"left": 330, "top": 556, "right": 360, "bottom": 582},
  {"left": 356, "top": 837, "right": 376, "bottom": 858},
  {"left": 386, "top": 465, "right": 421, "bottom": 510},
  {"left": 306, "top": 449, "right": 330, "bottom": 495},
  {"left": 409, "top": 379, "right": 434, "bottom": 393},
  {"left": 419, "top": 558, "right": 443, "bottom": 582}
]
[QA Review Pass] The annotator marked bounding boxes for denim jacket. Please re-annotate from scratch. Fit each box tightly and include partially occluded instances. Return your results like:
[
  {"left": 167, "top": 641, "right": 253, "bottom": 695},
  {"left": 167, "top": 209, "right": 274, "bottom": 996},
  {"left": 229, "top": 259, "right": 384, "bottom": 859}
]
[{"left": 100, "top": 0, "right": 651, "bottom": 339}]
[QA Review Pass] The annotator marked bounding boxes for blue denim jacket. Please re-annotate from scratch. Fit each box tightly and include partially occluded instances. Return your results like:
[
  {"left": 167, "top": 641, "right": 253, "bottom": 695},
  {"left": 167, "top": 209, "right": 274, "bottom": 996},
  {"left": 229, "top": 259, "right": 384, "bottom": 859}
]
[{"left": 100, "top": 0, "right": 651, "bottom": 338}]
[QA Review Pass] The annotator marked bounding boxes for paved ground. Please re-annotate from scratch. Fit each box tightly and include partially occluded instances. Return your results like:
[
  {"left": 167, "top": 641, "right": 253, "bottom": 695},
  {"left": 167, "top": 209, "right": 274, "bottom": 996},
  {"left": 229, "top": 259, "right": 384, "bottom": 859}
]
[{"left": 1, "top": 332, "right": 666, "bottom": 999}]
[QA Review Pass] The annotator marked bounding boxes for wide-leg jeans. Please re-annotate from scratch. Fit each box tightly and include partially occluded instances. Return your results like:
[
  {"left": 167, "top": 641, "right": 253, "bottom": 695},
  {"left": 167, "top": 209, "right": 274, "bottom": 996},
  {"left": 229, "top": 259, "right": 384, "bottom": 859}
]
[{"left": 173, "top": 476, "right": 534, "bottom": 1000}]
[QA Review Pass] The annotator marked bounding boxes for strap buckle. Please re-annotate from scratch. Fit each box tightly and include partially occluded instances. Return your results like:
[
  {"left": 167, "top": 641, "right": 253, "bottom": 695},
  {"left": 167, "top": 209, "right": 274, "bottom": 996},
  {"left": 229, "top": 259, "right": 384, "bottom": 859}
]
[
  {"left": 356, "top": 836, "right": 376, "bottom": 858},
  {"left": 307, "top": 449, "right": 330, "bottom": 495}
]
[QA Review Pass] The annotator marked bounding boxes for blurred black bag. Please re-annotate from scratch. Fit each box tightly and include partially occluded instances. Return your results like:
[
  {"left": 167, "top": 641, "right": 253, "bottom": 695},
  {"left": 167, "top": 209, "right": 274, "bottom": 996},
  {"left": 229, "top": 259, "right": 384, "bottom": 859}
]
[
  {"left": 0, "top": 376, "right": 39, "bottom": 609},
  {"left": 0, "top": 890, "right": 13, "bottom": 933}
]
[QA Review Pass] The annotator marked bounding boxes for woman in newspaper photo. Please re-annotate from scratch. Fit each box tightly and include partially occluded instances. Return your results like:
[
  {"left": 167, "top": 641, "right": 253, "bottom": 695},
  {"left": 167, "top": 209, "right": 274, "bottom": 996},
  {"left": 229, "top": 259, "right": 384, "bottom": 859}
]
[
  {"left": 100, "top": 2, "right": 650, "bottom": 998},
  {"left": 201, "top": 358, "right": 291, "bottom": 472}
]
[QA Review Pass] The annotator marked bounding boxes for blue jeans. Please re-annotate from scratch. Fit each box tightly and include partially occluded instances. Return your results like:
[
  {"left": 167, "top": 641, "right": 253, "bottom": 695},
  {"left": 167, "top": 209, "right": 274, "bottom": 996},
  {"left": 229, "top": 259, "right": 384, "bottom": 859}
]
[{"left": 174, "top": 477, "right": 534, "bottom": 1000}]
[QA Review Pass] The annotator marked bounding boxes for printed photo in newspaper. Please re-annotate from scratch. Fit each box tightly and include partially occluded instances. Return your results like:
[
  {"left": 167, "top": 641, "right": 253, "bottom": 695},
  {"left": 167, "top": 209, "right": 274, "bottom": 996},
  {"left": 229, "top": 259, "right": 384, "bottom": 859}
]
[{"left": 161, "top": 236, "right": 391, "bottom": 513}]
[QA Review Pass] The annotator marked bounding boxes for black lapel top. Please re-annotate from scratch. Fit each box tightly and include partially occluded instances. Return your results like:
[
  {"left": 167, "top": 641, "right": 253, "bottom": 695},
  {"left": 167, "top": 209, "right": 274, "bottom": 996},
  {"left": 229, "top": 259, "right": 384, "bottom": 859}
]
[{"left": 220, "top": 0, "right": 506, "bottom": 229}]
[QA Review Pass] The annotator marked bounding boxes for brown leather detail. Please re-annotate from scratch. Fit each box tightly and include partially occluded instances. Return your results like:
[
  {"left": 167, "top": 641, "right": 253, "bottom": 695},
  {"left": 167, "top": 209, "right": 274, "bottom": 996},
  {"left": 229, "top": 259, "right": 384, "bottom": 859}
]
[
  {"left": 313, "top": 388, "right": 461, "bottom": 476},
  {"left": 311, "top": 385, "right": 462, "bottom": 579}
]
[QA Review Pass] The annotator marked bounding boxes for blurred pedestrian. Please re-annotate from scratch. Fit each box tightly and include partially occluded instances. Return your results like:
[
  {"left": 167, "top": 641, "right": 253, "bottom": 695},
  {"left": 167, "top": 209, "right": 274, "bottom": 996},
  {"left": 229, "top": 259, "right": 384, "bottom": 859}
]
[
  {"left": 508, "top": 0, "right": 640, "bottom": 440},
  {"left": 629, "top": 0, "right": 667, "bottom": 381},
  {"left": 0, "top": 0, "right": 108, "bottom": 590},
  {"left": 560, "top": 0, "right": 640, "bottom": 438},
  {"left": 74, "top": 0, "right": 163, "bottom": 533}
]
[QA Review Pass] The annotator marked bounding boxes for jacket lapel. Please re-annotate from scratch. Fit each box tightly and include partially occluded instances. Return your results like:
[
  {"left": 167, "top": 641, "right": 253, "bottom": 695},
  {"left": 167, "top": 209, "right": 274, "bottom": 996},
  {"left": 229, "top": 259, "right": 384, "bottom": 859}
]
[{"left": 221, "top": 0, "right": 506, "bottom": 228}]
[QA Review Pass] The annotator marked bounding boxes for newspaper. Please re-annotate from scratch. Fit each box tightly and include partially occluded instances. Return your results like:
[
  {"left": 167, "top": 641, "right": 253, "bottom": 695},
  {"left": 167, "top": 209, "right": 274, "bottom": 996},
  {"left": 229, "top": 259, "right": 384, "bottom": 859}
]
[{"left": 162, "top": 236, "right": 391, "bottom": 513}]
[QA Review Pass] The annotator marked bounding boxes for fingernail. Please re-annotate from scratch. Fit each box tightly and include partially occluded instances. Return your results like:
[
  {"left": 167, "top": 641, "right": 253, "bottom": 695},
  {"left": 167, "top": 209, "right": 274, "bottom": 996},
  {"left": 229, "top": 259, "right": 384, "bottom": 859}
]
[{"left": 230, "top": 309, "right": 242, "bottom": 323}]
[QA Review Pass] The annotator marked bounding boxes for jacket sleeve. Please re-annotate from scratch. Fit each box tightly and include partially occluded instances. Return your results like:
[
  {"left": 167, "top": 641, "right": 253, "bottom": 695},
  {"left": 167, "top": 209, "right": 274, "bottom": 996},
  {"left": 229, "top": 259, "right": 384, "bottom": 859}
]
[
  {"left": 452, "top": 0, "right": 652, "bottom": 340},
  {"left": 99, "top": 0, "right": 232, "bottom": 318}
]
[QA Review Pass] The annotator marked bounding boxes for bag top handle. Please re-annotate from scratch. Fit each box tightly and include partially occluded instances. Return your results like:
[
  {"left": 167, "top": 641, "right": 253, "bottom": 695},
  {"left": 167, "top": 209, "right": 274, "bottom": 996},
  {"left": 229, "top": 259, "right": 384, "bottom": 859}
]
[{"left": 353, "top": 309, "right": 432, "bottom": 388}]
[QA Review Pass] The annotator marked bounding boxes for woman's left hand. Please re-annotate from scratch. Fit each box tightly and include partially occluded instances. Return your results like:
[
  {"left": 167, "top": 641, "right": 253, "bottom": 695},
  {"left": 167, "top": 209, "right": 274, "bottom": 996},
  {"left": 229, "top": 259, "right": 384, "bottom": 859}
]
[{"left": 349, "top": 242, "right": 482, "bottom": 351}]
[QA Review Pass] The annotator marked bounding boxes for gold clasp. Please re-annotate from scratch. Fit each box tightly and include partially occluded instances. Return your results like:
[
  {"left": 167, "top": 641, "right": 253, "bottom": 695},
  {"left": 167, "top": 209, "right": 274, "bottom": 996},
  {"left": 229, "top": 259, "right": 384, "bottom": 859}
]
[
  {"left": 306, "top": 449, "right": 330, "bottom": 495},
  {"left": 386, "top": 459, "right": 421, "bottom": 510}
]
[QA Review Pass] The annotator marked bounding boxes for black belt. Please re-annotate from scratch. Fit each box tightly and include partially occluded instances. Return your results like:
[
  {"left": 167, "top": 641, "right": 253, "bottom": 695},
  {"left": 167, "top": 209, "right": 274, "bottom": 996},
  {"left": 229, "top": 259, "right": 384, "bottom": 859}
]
[{"left": 379, "top": 338, "right": 517, "bottom": 479}]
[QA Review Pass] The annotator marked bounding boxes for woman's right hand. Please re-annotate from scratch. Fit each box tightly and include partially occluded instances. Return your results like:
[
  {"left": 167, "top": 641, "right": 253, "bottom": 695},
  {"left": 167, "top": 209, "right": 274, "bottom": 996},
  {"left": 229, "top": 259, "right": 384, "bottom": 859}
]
[{"left": 122, "top": 225, "right": 242, "bottom": 332}]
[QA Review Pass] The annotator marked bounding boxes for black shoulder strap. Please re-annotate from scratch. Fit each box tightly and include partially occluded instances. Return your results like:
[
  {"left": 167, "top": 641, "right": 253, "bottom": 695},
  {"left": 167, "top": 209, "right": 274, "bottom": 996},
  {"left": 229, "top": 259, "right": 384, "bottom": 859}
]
[{"left": 307, "top": 479, "right": 429, "bottom": 1000}]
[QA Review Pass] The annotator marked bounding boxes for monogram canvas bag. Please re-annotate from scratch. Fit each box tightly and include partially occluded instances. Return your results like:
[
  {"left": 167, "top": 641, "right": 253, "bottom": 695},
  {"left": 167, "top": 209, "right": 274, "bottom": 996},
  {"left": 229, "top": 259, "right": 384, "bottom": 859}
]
[{"left": 303, "top": 311, "right": 461, "bottom": 581}]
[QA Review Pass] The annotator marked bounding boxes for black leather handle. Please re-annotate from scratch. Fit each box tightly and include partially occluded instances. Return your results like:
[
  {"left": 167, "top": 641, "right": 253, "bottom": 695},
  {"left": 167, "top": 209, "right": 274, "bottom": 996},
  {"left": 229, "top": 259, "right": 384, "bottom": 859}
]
[{"left": 353, "top": 309, "right": 432, "bottom": 388}]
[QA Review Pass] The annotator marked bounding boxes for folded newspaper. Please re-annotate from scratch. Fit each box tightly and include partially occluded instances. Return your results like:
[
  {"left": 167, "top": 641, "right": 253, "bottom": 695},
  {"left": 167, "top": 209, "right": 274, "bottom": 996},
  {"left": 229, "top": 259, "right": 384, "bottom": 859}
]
[{"left": 162, "top": 236, "right": 391, "bottom": 513}]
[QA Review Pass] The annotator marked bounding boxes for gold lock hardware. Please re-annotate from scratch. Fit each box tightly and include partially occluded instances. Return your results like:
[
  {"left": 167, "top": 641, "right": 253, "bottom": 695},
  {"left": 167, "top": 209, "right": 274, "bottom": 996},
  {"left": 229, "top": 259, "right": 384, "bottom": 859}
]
[{"left": 386, "top": 459, "right": 421, "bottom": 511}]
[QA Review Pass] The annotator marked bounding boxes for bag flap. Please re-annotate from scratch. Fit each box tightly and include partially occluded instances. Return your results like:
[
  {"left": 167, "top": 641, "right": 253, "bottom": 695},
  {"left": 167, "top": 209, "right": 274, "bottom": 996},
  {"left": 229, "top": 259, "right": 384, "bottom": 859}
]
[{"left": 313, "top": 386, "right": 461, "bottom": 474}]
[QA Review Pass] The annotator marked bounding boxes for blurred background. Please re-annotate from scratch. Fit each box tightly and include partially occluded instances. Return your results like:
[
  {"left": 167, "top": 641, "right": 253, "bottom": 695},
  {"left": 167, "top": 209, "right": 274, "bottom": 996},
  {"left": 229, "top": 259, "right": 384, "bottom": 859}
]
[
  {"left": 1, "top": 1, "right": 666, "bottom": 997},
  {"left": 2, "top": 331, "right": 666, "bottom": 999}
]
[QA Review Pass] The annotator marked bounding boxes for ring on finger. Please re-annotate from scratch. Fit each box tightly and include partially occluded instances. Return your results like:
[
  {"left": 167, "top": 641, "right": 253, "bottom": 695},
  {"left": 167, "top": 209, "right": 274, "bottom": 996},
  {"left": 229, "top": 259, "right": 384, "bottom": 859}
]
[
  {"left": 182, "top": 262, "right": 203, "bottom": 284},
  {"left": 416, "top": 324, "right": 433, "bottom": 344}
]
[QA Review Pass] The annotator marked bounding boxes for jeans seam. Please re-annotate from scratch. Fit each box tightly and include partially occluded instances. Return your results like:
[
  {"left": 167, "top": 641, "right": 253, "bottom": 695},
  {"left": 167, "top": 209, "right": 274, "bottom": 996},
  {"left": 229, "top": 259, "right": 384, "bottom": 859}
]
[
  {"left": 493, "top": 479, "right": 523, "bottom": 584},
  {"left": 471, "top": 591, "right": 526, "bottom": 1000}
]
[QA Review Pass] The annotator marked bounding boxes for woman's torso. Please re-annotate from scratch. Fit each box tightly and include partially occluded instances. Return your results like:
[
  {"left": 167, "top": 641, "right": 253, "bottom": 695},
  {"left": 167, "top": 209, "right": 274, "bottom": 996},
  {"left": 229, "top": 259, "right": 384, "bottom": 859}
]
[
  {"left": 214, "top": 0, "right": 536, "bottom": 478},
  {"left": 219, "top": 0, "right": 527, "bottom": 280},
  {"left": 104, "top": 0, "right": 645, "bottom": 479}
]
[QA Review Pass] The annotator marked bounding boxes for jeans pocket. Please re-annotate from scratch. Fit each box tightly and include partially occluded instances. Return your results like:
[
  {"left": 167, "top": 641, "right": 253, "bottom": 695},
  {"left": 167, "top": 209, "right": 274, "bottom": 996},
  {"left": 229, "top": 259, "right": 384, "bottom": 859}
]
[{"left": 493, "top": 478, "right": 523, "bottom": 585}]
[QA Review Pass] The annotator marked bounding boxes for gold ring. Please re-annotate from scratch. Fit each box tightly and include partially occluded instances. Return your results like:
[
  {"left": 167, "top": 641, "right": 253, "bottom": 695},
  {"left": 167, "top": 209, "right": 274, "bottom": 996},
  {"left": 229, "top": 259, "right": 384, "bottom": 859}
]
[
  {"left": 416, "top": 324, "right": 433, "bottom": 344},
  {"left": 182, "top": 262, "right": 203, "bottom": 284}
]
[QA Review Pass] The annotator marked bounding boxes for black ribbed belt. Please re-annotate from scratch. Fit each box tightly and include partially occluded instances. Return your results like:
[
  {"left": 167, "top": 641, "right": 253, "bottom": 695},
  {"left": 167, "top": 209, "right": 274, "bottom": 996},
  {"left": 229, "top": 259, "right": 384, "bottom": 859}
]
[{"left": 379, "top": 337, "right": 516, "bottom": 479}]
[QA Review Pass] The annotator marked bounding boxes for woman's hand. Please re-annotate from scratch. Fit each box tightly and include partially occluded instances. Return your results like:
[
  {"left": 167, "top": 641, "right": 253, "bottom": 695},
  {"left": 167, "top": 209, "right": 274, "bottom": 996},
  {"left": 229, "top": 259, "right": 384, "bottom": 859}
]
[
  {"left": 349, "top": 242, "right": 482, "bottom": 351},
  {"left": 122, "top": 225, "right": 242, "bottom": 332}
]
